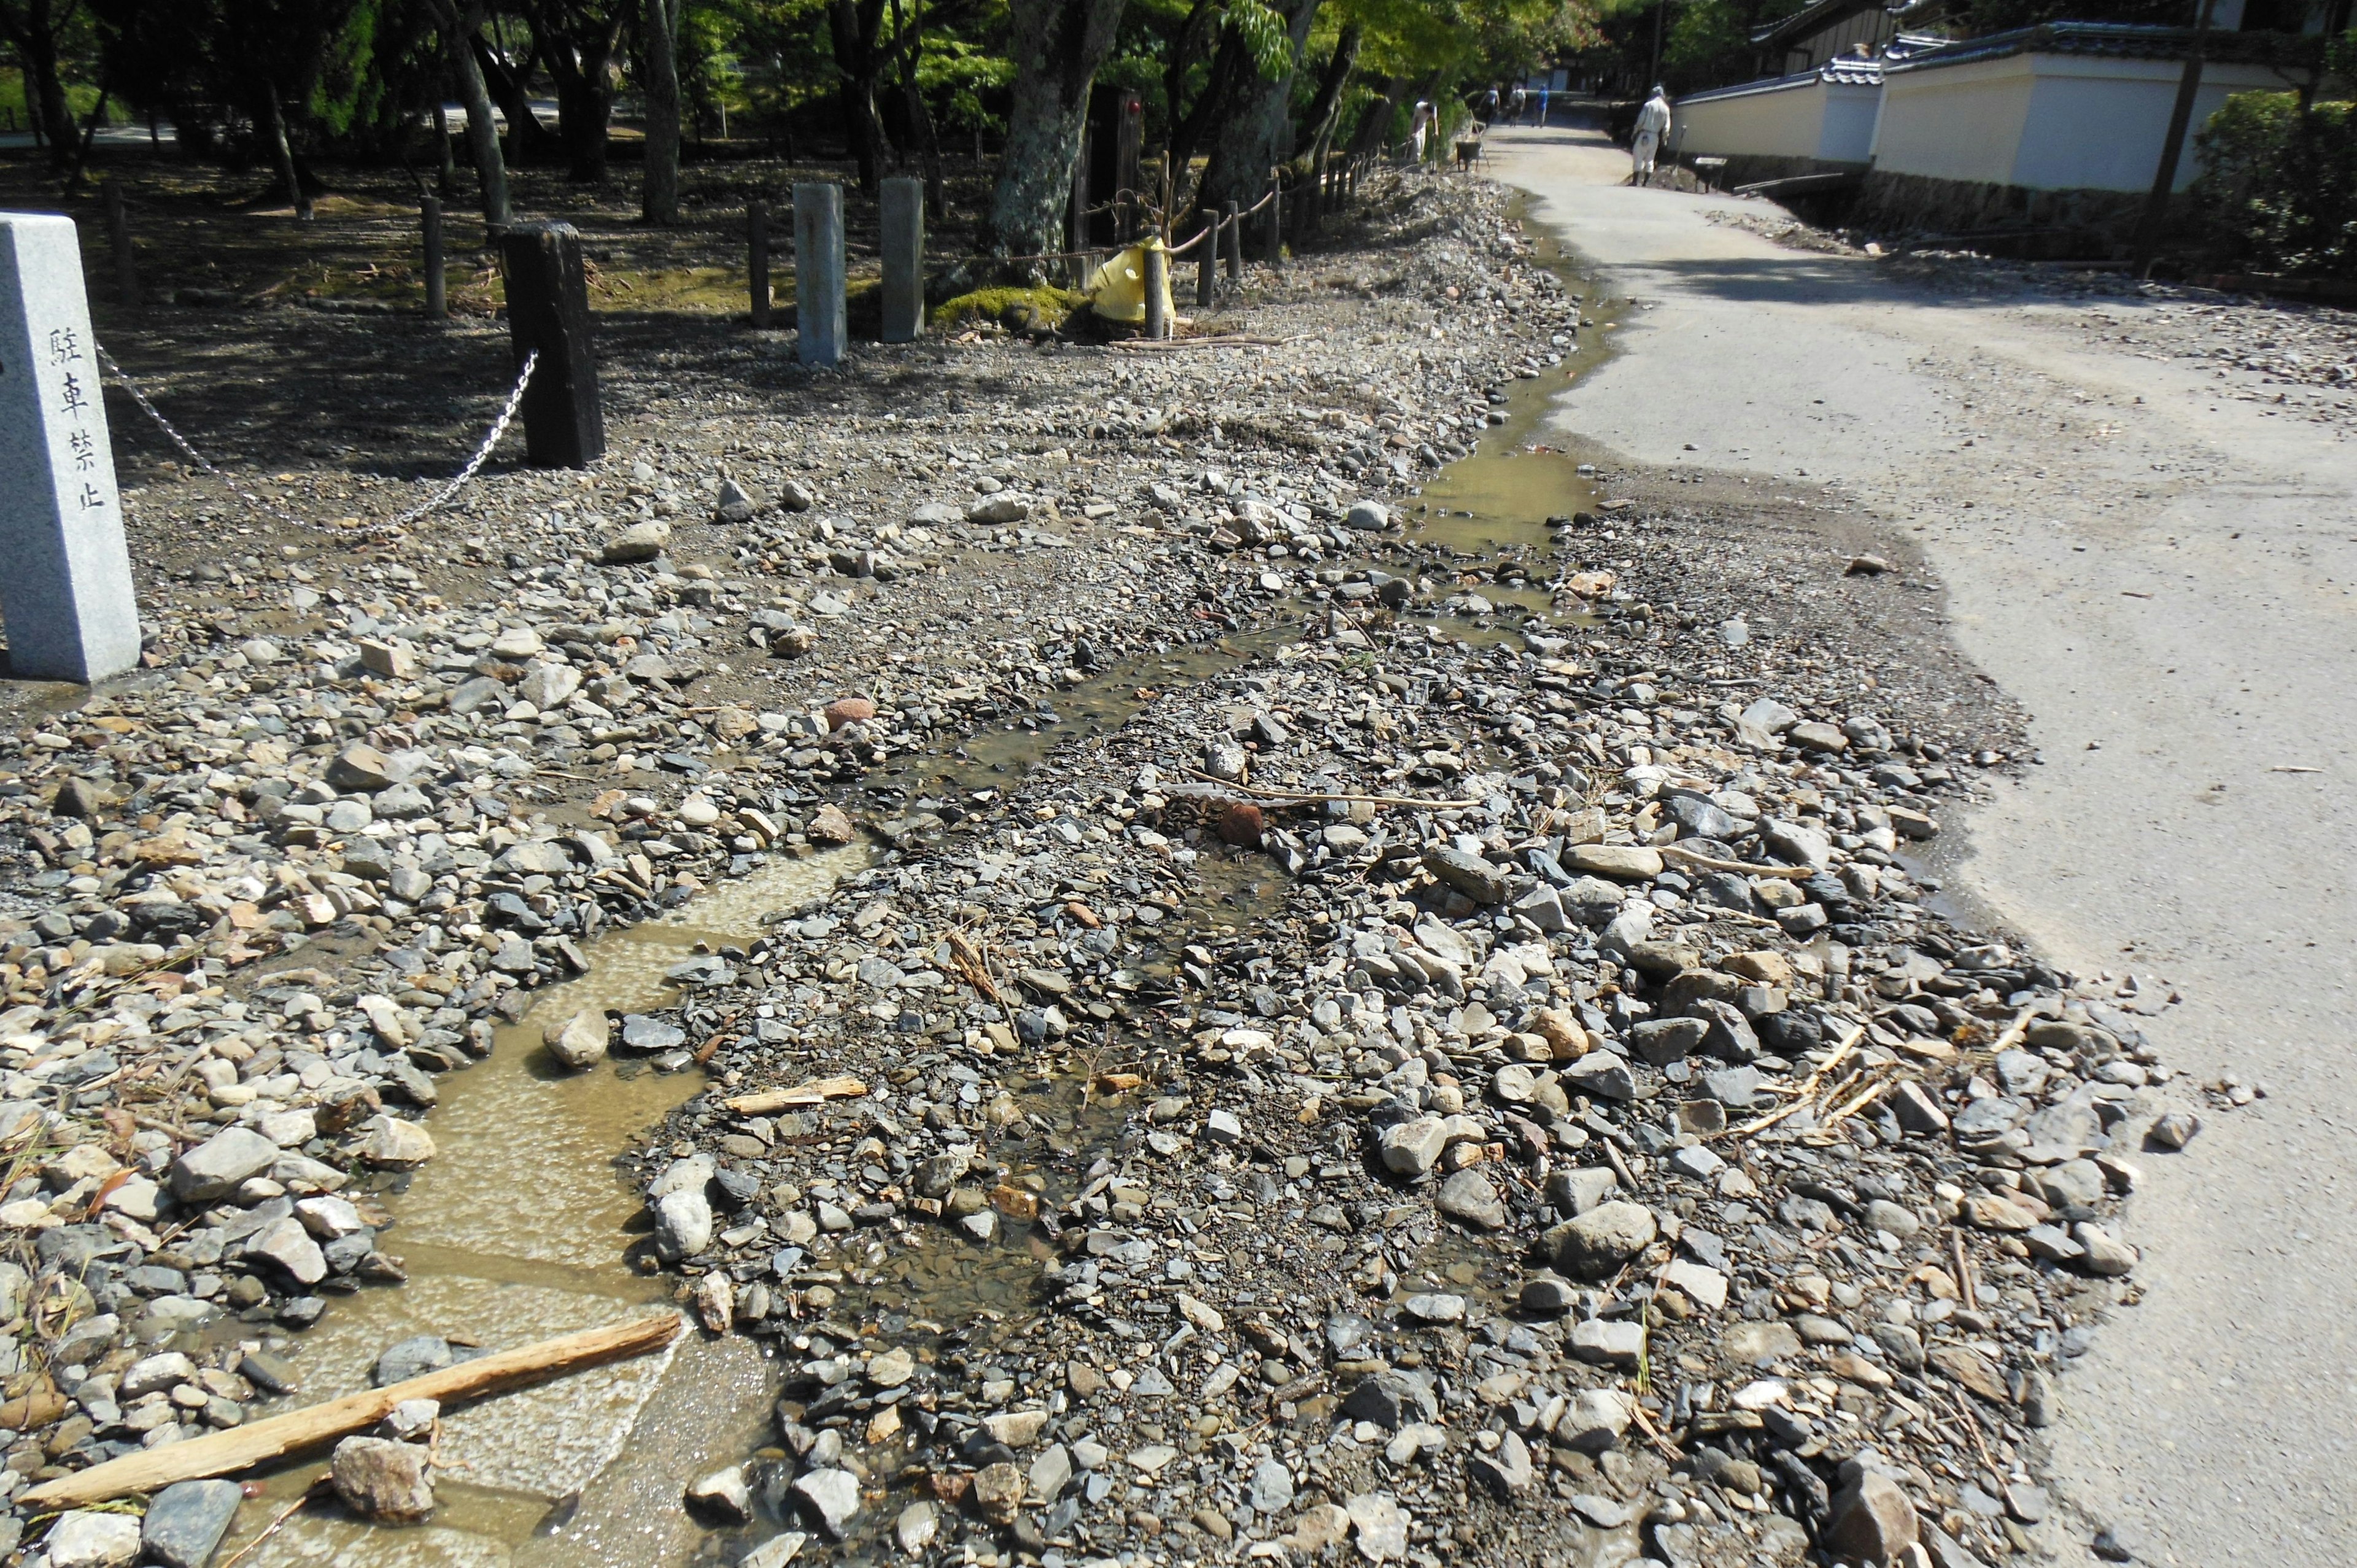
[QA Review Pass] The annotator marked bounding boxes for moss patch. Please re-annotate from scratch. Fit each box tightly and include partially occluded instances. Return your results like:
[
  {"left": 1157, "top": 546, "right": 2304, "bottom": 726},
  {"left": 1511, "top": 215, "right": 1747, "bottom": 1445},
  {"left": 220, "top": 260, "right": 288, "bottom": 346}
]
[{"left": 929, "top": 285, "right": 1085, "bottom": 332}]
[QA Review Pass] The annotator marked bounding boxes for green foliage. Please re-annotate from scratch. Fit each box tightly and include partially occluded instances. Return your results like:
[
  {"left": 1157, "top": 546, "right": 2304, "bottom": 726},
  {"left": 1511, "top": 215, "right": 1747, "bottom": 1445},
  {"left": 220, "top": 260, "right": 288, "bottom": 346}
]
[
  {"left": 1224, "top": 0, "right": 1294, "bottom": 79},
  {"left": 929, "top": 283, "right": 1084, "bottom": 328},
  {"left": 2193, "top": 88, "right": 2357, "bottom": 277}
]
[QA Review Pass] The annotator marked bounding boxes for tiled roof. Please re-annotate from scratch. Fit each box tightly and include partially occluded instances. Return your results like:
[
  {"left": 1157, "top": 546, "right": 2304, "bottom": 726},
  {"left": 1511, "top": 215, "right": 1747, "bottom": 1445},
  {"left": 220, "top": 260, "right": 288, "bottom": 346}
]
[{"left": 1884, "top": 20, "right": 2324, "bottom": 71}]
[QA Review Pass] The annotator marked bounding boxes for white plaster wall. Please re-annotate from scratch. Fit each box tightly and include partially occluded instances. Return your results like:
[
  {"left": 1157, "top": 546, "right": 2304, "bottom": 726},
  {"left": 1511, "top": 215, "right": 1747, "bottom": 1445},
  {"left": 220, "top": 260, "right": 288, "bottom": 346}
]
[
  {"left": 1673, "top": 80, "right": 1831, "bottom": 161},
  {"left": 1872, "top": 56, "right": 2037, "bottom": 185},
  {"left": 2012, "top": 56, "right": 2292, "bottom": 191},
  {"left": 1819, "top": 82, "right": 1882, "bottom": 161}
]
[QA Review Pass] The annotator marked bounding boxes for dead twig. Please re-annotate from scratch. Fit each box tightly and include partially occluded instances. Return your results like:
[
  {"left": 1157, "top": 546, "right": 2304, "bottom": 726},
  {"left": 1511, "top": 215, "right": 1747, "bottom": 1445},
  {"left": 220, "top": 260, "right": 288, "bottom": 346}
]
[{"left": 1184, "top": 770, "right": 1480, "bottom": 810}]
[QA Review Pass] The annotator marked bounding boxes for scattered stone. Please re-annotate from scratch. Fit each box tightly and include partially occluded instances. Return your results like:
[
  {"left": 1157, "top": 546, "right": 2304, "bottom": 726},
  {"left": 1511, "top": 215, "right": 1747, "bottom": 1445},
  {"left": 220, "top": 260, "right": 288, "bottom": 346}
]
[{"left": 331, "top": 1435, "right": 436, "bottom": 1521}]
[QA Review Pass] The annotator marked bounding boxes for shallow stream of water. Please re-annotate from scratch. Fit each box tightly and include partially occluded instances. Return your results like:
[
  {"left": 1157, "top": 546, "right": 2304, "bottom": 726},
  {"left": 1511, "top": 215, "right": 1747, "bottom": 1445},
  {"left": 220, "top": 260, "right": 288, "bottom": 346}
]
[{"left": 214, "top": 212, "right": 1621, "bottom": 1566}]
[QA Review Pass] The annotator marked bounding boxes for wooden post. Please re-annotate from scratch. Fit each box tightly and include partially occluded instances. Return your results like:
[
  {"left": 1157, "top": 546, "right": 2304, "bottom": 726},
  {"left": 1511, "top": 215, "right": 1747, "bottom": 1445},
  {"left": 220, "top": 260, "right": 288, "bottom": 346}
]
[
  {"left": 0, "top": 214, "right": 140, "bottom": 682},
  {"left": 1068, "top": 125, "right": 1089, "bottom": 266},
  {"left": 880, "top": 175, "right": 924, "bottom": 343},
  {"left": 1266, "top": 174, "right": 1283, "bottom": 271},
  {"left": 1196, "top": 215, "right": 1216, "bottom": 307},
  {"left": 421, "top": 195, "right": 446, "bottom": 320},
  {"left": 1142, "top": 243, "right": 1167, "bottom": 339},
  {"left": 499, "top": 220, "right": 604, "bottom": 469},
  {"left": 101, "top": 180, "right": 136, "bottom": 309},
  {"left": 794, "top": 182, "right": 846, "bottom": 366},
  {"left": 748, "top": 197, "right": 771, "bottom": 329},
  {"left": 1224, "top": 200, "right": 1241, "bottom": 281}
]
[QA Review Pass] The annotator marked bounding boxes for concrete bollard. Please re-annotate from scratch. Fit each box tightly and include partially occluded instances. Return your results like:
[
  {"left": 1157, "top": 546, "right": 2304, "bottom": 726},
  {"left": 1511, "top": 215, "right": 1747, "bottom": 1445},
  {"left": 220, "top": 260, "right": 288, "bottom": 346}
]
[
  {"left": 748, "top": 197, "right": 771, "bottom": 329},
  {"left": 421, "top": 195, "right": 446, "bottom": 320},
  {"left": 499, "top": 221, "right": 604, "bottom": 469},
  {"left": 1196, "top": 215, "right": 1216, "bottom": 307},
  {"left": 1225, "top": 201, "right": 1241, "bottom": 282},
  {"left": 1142, "top": 244, "right": 1167, "bottom": 339},
  {"left": 794, "top": 182, "right": 846, "bottom": 367},
  {"left": 880, "top": 176, "right": 924, "bottom": 344},
  {"left": 101, "top": 182, "right": 137, "bottom": 309},
  {"left": 0, "top": 214, "right": 141, "bottom": 682}
]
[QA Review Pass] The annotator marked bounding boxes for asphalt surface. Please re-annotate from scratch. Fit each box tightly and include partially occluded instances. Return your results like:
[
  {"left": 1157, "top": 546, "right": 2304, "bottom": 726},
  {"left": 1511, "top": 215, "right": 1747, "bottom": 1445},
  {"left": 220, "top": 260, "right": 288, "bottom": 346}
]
[{"left": 1486, "top": 122, "right": 2357, "bottom": 1568}]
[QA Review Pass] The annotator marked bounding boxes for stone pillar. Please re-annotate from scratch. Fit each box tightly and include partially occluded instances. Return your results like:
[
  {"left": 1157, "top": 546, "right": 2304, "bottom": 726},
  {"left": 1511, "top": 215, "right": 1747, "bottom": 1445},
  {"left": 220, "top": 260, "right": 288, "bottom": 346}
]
[
  {"left": 748, "top": 197, "right": 772, "bottom": 330},
  {"left": 0, "top": 215, "right": 140, "bottom": 682},
  {"left": 880, "top": 176, "right": 924, "bottom": 344},
  {"left": 794, "top": 182, "right": 846, "bottom": 367},
  {"left": 1142, "top": 244, "right": 1167, "bottom": 340}
]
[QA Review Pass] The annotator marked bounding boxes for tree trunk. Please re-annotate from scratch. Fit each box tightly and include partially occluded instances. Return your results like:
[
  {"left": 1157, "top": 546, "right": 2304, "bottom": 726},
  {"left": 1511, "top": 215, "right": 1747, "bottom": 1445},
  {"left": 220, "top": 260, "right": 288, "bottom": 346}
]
[
  {"left": 18, "top": 0, "right": 71, "bottom": 173},
  {"left": 1166, "top": 21, "right": 1247, "bottom": 209},
  {"left": 830, "top": 0, "right": 891, "bottom": 191},
  {"left": 434, "top": 0, "right": 511, "bottom": 229},
  {"left": 641, "top": 0, "right": 683, "bottom": 222},
  {"left": 890, "top": 0, "right": 947, "bottom": 217},
  {"left": 1347, "top": 74, "right": 1404, "bottom": 160},
  {"left": 1296, "top": 21, "right": 1359, "bottom": 158},
  {"left": 435, "top": 99, "right": 457, "bottom": 195},
  {"left": 532, "top": 4, "right": 623, "bottom": 182},
  {"left": 470, "top": 31, "right": 561, "bottom": 164},
  {"left": 1158, "top": 0, "right": 1217, "bottom": 191},
  {"left": 1198, "top": 0, "right": 1320, "bottom": 214},
  {"left": 264, "top": 80, "right": 313, "bottom": 220},
  {"left": 63, "top": 83, "right": 108, "bottom": 193},
  {"left": 986, "top": 0, "right": 1127, "bottom": 262}
]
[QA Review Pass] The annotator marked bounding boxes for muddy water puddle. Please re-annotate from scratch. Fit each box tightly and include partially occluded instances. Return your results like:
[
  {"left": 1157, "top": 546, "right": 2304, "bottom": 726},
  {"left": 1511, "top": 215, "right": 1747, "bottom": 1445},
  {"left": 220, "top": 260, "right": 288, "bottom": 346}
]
[{"left": 222, "top": 849, "right": 867, "bottom": 1568}]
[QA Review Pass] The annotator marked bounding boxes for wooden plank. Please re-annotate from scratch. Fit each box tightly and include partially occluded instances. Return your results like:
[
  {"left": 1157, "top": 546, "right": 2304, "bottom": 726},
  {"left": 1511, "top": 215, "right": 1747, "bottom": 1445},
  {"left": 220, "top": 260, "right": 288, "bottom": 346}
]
[
  {"left": 722, "top": 1075, "right": 868, "bottom": 1115},
  {"left": 20, "top": 1312, "right": 682, "bottom": 1509}
]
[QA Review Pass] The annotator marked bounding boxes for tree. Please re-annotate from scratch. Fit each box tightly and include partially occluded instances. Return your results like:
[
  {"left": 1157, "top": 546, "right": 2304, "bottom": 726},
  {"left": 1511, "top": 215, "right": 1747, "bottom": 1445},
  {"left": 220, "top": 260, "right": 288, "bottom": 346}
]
[
  {"left": 0, "top": 0, "right": 84, "bottom": 171},
  {"left": 1198, "top": 0, "right": 1317, "bottom": 212},
  {"left": 830, "top": 0, "right": 891, "bottom": 188},
  {"left": 643, "top": 0, "right": 684, "bottom": 219},
  {"left": 427, "top": 0, "right": 512, "bottom": 226},
  {"left": 988, "top": 0, "right": 1126, "bottom": 259},
  {"left": 522, "top": 0, "right": 630, "bottom": 177}
]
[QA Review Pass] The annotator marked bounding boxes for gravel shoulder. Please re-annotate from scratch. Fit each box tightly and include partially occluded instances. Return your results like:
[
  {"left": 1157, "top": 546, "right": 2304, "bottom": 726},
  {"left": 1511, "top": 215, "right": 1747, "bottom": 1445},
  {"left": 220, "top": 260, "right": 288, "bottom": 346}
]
[{"left": 1490, "top": 120, "right": 2357, "bottom": 1568}]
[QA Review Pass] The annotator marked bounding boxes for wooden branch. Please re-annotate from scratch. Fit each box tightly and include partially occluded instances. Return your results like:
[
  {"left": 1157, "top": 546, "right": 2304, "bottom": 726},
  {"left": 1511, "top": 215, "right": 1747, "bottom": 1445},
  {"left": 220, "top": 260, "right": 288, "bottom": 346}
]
[
  {"left": 1655, "top": 843, "right": 1815, "bottom": 879},
  {"left": 721, "top": 1076, "right": 869, "bottom": 1115},
  {"left": 20, "top": 1313, "right": 683, "bottom": 1509}
]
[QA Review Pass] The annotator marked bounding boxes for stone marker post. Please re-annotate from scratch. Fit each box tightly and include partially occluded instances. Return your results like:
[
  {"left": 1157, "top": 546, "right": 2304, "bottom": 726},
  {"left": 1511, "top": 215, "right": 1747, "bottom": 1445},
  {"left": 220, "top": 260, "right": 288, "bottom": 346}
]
[
  {"left": 1142, "top": 244, "right": 1168, "bottom": 340},
  {"left": 420, "top": 195, "right": 446, "bottom": 320},
  {"left": 101, "top": 182, "right": 137, "bottom": 309},
  {"left": 794, "top": 183, "right": 845, "bottom": 367},
  {"left": 880, "top": 176, "right": 923, "bottom": 344},
  {"left": 499, "top": 220, "right": 603, "bottom": 469},
  {"left": 748, "top": 197, "right": 771, "bottom": 330},
  {"left": 0, "top": 214, "right": 141, "bottom": 682}
]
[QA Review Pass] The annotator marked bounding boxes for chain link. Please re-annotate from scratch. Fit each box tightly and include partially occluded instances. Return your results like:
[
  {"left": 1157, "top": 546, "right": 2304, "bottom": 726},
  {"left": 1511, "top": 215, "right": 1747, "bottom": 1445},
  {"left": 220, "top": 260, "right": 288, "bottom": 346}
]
[{"left": 95, "top": 343, "right": 539, "bottom": 541}]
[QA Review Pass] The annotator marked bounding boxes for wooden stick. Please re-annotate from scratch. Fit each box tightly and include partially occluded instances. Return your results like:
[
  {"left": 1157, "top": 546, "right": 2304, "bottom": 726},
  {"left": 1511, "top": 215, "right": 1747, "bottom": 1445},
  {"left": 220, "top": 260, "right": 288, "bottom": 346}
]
[
  {"left": 1184, "top": 770, "right": 1480, "bottom": 810},
  {"left": 721, "top": 1076, "right": 868, "bottom": 1115},
  {"left": 1720, "top": 1023, "right": 1865, "bottom": 1139},
  {"left": 20, "top": 1313, "right": 683, "bottom": 1508},
  {"left": 219, "top": 1481, "right": 325, "bottom": 1568},
  {"left": 1987, "top": 1002, "right": 2046, "bottom": 1057},
  {"left": 1950, "top": 1230, "right": 1978, "bottom": 1309},
  {"left": 1656, "top": 843, "right": 1815, "bottom": 879}
]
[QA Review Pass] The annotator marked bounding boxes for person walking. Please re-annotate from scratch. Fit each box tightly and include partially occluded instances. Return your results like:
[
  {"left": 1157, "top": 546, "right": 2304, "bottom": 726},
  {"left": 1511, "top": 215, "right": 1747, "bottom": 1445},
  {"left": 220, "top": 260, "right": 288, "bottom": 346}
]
[{"left": 1631, "top": 83, "right": 1672, "bottom": 185}]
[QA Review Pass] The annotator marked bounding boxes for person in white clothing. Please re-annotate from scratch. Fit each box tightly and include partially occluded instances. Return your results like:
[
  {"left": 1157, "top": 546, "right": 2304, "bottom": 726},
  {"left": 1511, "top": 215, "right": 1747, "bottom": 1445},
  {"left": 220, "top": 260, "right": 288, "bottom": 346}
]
[
  {"left": 1631, "top": 84, "right": 1671, "bottom": 185},
  {"left": 1409, "top": 100, "right": 1434, "bottom": 162}
]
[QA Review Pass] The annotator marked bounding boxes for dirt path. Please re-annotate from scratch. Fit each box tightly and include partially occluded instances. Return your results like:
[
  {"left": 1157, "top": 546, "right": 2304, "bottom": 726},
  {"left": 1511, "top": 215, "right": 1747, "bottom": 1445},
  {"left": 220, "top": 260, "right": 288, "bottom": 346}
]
[{"left": 1489, "top": 120, "right": 2357, "bottom": 1568}]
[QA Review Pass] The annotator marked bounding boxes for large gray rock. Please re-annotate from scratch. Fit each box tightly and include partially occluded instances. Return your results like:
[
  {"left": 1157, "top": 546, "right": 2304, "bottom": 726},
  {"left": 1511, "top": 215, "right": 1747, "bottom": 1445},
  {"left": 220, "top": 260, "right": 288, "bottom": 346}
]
[
  {"left": 655, "top": 1188, "right": 714, "bottom": 1261},
  {"left": 1824, "top": 1472, "right": 1919, "bottom": 1564},
  {"left": 602, "top": 520, "right": 671, "bottom": 563},
  {"left": 1434, "top": 1169, "right": 1507, "bottom": 1230},
  {"left": 1422, "top": 846, "right": 1511, "bottom": 904},
  {"left": 44, "top": 1511, "right": 141, "bottom": 1567},
  {"left": 1342, "top": 1369, "right": 1438, "bottom": 1430},
  {"left": 792, "top": 1467, "right": 862, "bottom": 1538},
  {"left": 171, "top": 1127, "right": 281, "bottom": 1203},
  {"left": 331, "top": 1437, "right": 435, "bottom": 1521},
  {"left": 1547, "top": 1200, "right": 1658, "bottom": 1278},
  {"left": 543, "top": 1009, "right": 609, "bottom": 1070},
  {"left": 241, "top": 1216, "right": 327, "bottom": 1286},
  {"left": 1379, "top": 1116, "right": 1448, "bottom": 1177},
  {"left": 142, "top": 1479, "right": 244, "bottom": 1568}
]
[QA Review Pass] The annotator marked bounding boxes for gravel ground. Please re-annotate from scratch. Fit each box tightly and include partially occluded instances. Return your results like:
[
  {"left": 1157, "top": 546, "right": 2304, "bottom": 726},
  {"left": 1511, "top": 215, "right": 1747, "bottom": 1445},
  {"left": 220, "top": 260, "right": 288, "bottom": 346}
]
[{"left": 0, "top": 164, "right": 2202, "bottom": 1568}]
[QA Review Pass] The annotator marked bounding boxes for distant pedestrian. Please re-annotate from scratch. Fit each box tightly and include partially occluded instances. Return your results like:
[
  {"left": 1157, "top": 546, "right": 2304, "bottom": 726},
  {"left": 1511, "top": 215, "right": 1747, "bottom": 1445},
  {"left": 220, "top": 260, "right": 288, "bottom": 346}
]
[
  {"left": 1409, "top": 100, "right": 1434, "bottom": 162},
  {"left": 1482, "top": 87, "right": 1500, "bottom": 123},
  {"left": 1535, "top": 86, "right": 1550, "bottom": 125},
  {"left": 1632, "top": 84, "right": 1671, "bottom": 185}
]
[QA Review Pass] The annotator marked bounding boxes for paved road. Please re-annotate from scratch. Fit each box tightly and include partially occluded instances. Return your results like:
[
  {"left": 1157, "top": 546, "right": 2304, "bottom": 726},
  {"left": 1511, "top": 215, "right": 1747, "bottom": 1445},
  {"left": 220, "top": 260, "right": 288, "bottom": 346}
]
[{"left": 1487, "top": 123, "right": 2357, "bottom": 1567}]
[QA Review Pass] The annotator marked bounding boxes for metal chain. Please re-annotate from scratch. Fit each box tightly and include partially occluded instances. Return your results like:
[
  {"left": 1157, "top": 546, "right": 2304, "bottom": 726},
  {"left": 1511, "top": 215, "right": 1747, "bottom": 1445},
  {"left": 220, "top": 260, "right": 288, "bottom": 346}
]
[{"left": 95, "top": 342, "right": 538, "bottom": 540}]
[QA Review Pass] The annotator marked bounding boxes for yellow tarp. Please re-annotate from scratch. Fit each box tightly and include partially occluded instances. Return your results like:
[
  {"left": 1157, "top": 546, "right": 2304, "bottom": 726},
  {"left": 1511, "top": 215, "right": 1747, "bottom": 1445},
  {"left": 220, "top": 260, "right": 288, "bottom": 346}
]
[{"left": 1086, "top": 240, "right": 1176, "bottom": 326}]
